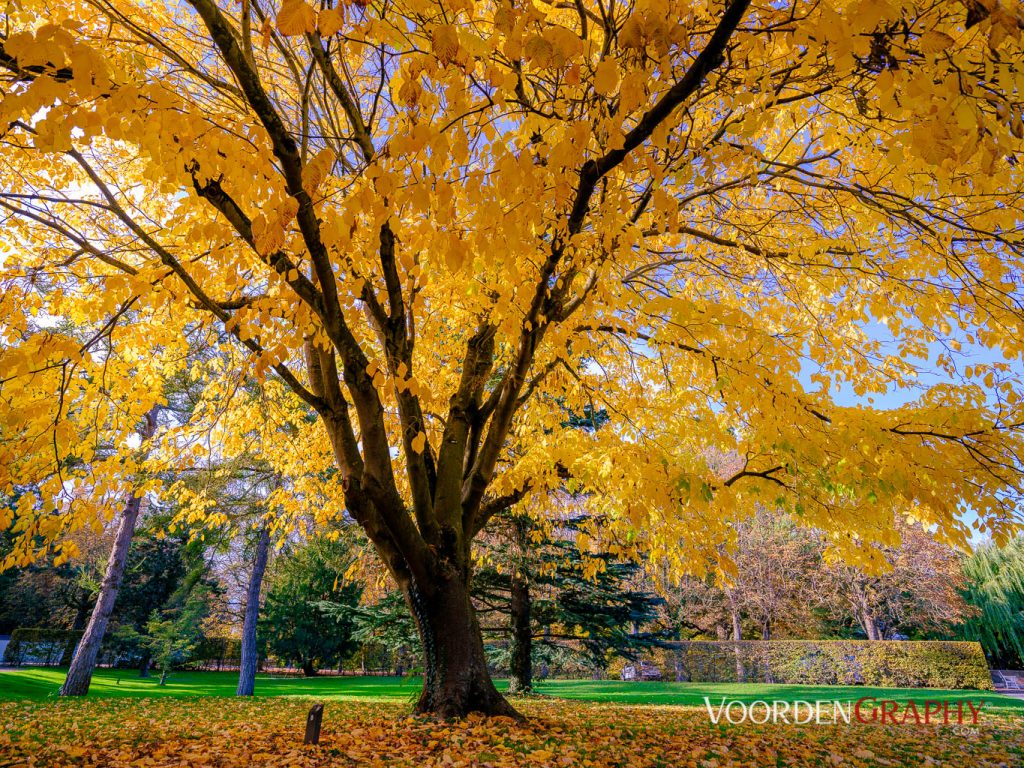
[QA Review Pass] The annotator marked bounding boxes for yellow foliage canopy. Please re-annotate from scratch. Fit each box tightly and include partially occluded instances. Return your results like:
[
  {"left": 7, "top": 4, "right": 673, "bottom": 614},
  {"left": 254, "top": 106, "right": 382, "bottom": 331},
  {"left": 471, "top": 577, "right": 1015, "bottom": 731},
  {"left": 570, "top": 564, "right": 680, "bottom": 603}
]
[{"left": 1, "top": 0, "right": 1023, "bottom": 582}]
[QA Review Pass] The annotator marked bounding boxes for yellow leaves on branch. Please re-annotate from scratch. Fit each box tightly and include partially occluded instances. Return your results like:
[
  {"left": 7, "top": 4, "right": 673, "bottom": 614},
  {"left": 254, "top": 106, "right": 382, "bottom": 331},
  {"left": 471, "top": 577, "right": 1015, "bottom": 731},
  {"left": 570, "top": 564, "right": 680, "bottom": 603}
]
[
  {"left": 252, "top": 197, "right": 298, "bottom": 256},
  {"left": 3, "top": 0, "right": 1024, "bottom": 573}
]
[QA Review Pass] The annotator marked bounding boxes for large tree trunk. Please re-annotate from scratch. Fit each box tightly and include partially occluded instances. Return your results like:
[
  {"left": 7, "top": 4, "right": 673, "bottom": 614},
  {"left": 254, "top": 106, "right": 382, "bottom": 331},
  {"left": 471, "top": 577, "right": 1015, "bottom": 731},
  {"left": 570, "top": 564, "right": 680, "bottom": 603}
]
[
  {"left": 236, "top": 526, "right": 270, "bottom": 697},
  {"left": 507, "top": 571, "right": 532, "bottom": 695},
  {"left": 60, "top": 406, "right": 158, "bottom": 697},
  {"left": 405, "top": 573, "right": 520, "bottom": 719},
  {"left": 301, "top": 659, "right": 317, "bottom": 677}
]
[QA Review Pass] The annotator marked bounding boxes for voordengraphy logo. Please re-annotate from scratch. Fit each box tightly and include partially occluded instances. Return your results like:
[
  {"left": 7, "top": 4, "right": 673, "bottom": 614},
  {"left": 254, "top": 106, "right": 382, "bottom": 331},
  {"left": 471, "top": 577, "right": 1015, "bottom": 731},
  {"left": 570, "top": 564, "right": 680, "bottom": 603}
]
[{"left": 703, "top": 697, "right": 985, "bottom": 726}]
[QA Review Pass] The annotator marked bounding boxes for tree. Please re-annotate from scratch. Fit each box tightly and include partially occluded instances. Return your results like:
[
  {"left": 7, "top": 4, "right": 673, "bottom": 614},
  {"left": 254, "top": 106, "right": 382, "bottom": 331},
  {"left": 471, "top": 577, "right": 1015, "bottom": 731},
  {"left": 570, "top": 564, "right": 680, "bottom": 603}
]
[
  {"left": 959, "top": 537, "right": 1024, "bottom": 668},
  {"left": 727, "top": 511, "right": 823, "bottom": 641},
  {"left": 475, "top": 510, "right": 664, "bottom": 692},
  {"left": 135, "top": 589, "right": 209, "bottom": 686},
  {"left": 60, "top": 406, "right": 160, "bottom": 697},
  {"left": 3, "top": 0, "right": 1024, "bottom": 716},
  {"left": 823, "top": 521, "right": 972, "bottom": 640},
  {"left": 260, "top": 536, "right": 361, "bottom": 676},
  {"left": 237, "top": 525, "right": 271, "bottom": 696}
]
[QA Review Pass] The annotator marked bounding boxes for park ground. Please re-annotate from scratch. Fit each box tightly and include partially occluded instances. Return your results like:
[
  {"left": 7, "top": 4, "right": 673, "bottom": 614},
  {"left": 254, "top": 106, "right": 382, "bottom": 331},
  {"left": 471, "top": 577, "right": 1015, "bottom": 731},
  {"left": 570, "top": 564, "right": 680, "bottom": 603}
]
[{"left": 1, "top": 670, "right": 1022, "bottom": 767}]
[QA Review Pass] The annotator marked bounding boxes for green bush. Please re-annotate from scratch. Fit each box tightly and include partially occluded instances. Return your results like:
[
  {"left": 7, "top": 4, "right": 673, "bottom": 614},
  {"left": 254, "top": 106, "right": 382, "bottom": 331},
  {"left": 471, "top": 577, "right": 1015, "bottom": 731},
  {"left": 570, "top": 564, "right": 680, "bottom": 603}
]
[
  {"left": 610, "top": 640, "right": 992, "bottom": 690},
  {"left": 2, "top": 628, "right": 83, "bottom": 666}
]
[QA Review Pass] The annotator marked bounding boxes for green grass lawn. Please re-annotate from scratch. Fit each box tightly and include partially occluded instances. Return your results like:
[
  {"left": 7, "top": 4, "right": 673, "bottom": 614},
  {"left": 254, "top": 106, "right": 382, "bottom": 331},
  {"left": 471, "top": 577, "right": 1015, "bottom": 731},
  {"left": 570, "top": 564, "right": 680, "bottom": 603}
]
[{"left": 2, "top": 666, "right": 1021, "bottom": 711}]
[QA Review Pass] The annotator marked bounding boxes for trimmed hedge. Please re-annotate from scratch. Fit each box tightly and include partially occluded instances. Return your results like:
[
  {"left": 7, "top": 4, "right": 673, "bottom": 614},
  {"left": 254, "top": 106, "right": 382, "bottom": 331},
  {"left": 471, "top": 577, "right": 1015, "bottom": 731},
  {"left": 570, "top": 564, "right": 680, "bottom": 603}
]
[
  {"left": 2, "top": 628, "right": 83, "bottom": 666},
  {"left": 609, "top": 640, "right": 993, "bottom": 690}
]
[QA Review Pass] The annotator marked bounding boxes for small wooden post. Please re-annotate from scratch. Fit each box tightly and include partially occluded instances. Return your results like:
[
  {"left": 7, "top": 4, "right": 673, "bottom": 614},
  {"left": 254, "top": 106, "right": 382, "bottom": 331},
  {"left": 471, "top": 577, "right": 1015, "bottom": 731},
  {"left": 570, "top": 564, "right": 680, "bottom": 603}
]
[{"left": 304, "top": 703, "right": 324, "bottom": 745}]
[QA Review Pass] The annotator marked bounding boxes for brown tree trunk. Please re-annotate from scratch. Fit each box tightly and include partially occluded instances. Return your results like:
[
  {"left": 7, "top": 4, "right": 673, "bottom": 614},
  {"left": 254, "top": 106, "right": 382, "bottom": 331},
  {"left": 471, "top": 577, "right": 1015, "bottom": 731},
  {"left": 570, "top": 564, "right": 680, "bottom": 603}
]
[
  {"left": 862, "top": 612, "right": 881, "bottom": 641},
  {"left": 60, "top": 406, "right": 158, "bottom": 697},
  {"left": 302, "top": 659, "right": 317, "bottom": 677},
  {"left": 506, "top": 571, "right": 532, "bottom": 695},
  {"left": 59, "top": 492, "right": 145, "bottom": 695},
  {"left": 405, "top": 573, "right": 520, "bottom": 719},
  {"left": 236, "top": 526, "right": 270, "bottom": 696}
]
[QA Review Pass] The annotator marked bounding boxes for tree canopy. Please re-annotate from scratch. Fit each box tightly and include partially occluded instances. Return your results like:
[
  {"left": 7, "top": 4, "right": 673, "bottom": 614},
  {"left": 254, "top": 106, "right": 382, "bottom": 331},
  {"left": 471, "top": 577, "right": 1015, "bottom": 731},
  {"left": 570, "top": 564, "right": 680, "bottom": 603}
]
[{"left": 2, "top": 0, "right": 1023, "bottom": 715}]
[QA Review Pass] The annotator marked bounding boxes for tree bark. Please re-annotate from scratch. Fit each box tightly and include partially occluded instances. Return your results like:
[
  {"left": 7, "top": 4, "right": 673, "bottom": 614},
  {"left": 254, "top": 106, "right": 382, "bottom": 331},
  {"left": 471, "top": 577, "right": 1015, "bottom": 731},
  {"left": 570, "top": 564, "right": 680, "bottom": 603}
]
[
  {"left": 60, "top": 406, "right": 159, "bottom": 697},
  {"left": 236, "top": 525, "right": 270, "bottom": 696},
  {"left": 507, "top": 571, "right": 532, "bottom": 695},
  {"left": 862, "top": 612, "right": 881, "bottom": 641},
  {"left": 405, "top": 574, "right": 520, "bottom": 719},
  {"left": 302, "top": 659, "right": 317, "bottom": 677},
  {"left": 59, "top": 493, "right": 145, "bottom": 695}
]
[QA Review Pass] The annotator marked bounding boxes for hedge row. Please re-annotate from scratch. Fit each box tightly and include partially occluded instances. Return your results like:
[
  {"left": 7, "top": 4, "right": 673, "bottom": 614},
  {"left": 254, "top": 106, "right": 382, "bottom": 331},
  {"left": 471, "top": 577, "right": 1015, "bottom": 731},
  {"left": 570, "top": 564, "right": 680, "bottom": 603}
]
[{"left": 608, "top": 640, "right": 993, "bottom": 690}]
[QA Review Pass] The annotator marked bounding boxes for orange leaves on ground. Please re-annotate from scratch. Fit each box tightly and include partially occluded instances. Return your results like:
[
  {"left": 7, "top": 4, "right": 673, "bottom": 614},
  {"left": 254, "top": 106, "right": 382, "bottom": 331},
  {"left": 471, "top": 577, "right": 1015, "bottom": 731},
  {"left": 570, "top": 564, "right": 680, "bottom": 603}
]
[{"left": 1, "top": 698, "right": 1022, "bottom": 768}]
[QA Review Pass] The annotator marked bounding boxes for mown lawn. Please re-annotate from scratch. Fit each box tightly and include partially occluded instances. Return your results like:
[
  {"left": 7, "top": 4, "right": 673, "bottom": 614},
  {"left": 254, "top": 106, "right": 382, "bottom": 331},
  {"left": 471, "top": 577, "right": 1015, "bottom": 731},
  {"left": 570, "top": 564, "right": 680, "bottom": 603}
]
[{"left": 1, "top": 666, "right": 1021, "bottom": 713}]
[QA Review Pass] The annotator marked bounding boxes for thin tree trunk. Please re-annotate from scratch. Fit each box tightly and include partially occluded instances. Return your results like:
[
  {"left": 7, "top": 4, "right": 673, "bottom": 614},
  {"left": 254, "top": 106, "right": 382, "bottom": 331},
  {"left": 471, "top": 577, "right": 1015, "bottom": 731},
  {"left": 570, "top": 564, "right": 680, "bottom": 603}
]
[
  {"left": 726, "top": 589, "right": 745, "bottom": 683},
  {"left": 59, "top": 492, "right": 145, "bottom": 695},
  {"left": 236, "top": 526, "right": 270, "bottom": 696},
  {"left": 60, "top": 406, "right": 158, "bottom": 697},
  {"left": 507, "top": 570, "right": 532, "bottom": 694},
  {"left": 405, "top": 574, "right": 520, "bottom": 719}
]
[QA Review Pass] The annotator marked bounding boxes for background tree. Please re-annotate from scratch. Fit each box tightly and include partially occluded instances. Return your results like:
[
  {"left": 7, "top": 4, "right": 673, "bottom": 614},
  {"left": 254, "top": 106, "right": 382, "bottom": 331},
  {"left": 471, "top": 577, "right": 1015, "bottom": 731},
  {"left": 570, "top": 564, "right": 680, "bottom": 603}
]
[
  {"left": 260, "top": 536, "right": 362, "bottom": 676},
  {"left": 237, "top": 525, "right": 271, "bottom": 696},
  {"left": 959, "top": 537, "right": 1024, "bottom": 668},
  {"left": 728, "top": 512, "right": 824, "bottom": 641},
  {"left": 3, "top": 0, "right": 1024, "bottom": 716},
  {"left": 823, "top": 521, "right": 973, "bottom": 640},
  {"left": 60, "top": 406, "right": 160, "bottom": 697},
  {"left": 475, "top": 509, "right": 664, "bottom": 691}
]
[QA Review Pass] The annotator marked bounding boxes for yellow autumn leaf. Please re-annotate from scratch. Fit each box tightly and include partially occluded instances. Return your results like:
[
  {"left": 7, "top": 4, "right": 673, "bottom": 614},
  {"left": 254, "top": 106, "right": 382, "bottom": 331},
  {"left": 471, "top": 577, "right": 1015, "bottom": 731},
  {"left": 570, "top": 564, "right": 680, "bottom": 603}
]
[
  {"left": 431, "top": 24, "right": 459, "bottom": 66},
  {"left": 277, "top": 0, "right": 317, "bottom": 37},
  {"left": 593, "top": 58, "right": 620, "bottom": 96},
  {"left": 410, "top": 431, "right": 426, "bottom": 454},
  {"left": 317, "top": 6, "right": 344, "bottom": 37},
  {"left": 919, "top": 30, "right": 955, "bottom": 54}
]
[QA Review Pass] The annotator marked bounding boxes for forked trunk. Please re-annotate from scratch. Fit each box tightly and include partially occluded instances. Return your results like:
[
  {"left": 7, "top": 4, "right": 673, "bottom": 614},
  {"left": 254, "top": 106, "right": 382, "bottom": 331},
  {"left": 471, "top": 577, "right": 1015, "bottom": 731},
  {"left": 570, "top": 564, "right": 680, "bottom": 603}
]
[{"left": 406, "top": 574, "right": 520, "bottom": 719}]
